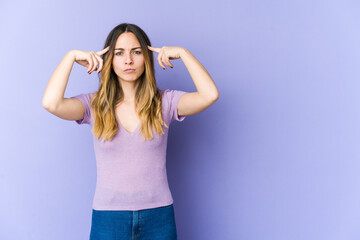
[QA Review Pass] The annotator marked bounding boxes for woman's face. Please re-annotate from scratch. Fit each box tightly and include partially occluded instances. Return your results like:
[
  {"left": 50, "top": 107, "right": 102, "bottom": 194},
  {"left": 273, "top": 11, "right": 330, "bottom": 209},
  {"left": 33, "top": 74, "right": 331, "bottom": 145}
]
[{"left": 112, "top": 32, "right": 145, "bottom": 83}]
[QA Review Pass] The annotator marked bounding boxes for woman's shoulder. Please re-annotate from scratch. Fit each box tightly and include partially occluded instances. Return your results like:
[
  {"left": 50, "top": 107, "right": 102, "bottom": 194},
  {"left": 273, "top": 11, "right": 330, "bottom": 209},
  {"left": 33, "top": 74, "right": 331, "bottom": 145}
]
[
  {"left": 159, "top": 88, "right": 176, "bottom": 98},
  {"left": 158, "top": 88, "right": 188, "bottom": 123},
  {"left": 159, "top": 88, "right": 171, "bottom": 104}
]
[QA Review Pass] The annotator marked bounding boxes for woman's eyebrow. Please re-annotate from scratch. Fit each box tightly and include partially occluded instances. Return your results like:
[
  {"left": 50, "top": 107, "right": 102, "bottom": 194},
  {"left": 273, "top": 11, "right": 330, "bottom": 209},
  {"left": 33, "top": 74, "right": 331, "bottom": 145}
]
[{"left": 114, "top": 47, "right": 141, "bottom": 50}]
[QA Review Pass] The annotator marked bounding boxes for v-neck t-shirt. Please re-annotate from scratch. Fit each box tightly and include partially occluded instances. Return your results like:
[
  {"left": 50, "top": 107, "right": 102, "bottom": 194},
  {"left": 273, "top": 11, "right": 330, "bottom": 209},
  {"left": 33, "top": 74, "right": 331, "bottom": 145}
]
[{"left": 71, "top": 89, "right": 187, "bottom": 211}]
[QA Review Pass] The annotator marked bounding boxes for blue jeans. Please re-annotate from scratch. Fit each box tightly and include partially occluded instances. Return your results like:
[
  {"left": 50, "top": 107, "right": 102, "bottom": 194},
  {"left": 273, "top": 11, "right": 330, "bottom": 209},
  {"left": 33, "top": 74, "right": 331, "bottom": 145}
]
[{"left": 89, "top": 204, "right": 177, "bottom": 240}]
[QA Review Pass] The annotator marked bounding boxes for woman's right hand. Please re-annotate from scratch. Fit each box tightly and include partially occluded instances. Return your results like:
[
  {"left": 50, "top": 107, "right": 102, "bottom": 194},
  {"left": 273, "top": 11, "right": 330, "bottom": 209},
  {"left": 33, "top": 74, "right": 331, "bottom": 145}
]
[{"left": 71, "top": 46, "right": 110, "bottom": 74}]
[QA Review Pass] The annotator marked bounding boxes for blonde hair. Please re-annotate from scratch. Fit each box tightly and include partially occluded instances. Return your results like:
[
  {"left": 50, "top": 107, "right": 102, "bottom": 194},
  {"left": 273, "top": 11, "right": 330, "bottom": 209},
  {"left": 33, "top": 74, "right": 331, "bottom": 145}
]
[{"left": 89, "top": 23, "right": 168, "bottom": 142}]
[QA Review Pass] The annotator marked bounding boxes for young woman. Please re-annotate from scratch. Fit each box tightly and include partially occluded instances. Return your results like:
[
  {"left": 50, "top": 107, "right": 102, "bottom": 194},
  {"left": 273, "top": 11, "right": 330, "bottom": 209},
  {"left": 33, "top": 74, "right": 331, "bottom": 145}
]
[{"left": 42, "top": 23, "right": 219, "bottom": 240}]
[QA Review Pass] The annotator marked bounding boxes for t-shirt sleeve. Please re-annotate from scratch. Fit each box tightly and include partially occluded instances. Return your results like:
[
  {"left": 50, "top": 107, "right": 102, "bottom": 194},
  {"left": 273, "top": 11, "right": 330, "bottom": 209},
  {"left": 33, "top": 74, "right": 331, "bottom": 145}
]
[
  {"left": 70, "top": 92, "right": 94, "bottom": 125},
  {"left": 163, "top": 89, "right": 188, "bottom": 123}
]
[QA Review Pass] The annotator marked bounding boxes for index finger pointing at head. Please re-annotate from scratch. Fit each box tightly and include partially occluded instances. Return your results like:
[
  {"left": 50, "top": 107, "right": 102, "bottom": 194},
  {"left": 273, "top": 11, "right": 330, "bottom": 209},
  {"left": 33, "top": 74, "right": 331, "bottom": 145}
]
[
  {"left": 96, "top": 46, "right": 110, "bottom": 55},
  {"left": 147, "top": 45, "right": 161, "bottom": 53}
]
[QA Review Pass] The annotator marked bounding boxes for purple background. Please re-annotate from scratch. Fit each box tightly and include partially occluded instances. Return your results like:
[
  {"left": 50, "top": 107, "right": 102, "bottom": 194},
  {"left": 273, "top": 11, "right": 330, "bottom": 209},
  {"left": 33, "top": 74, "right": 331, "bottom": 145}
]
[{"left": 1, "top": 0, "right": 360, "bottom": 239}]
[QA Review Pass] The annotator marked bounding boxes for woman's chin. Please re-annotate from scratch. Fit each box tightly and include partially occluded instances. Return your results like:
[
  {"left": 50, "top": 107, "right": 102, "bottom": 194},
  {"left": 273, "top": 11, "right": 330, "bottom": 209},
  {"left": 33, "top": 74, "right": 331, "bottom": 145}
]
[{"left": 118, "top": 76, "right": 141, "bottom": 83}]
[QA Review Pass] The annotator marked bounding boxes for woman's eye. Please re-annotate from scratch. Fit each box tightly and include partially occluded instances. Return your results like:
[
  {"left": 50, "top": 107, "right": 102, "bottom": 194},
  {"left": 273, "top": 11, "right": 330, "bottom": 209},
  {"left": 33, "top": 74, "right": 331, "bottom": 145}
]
[{"left": 115, "top": 51, "right": 141, "bottom": 55}]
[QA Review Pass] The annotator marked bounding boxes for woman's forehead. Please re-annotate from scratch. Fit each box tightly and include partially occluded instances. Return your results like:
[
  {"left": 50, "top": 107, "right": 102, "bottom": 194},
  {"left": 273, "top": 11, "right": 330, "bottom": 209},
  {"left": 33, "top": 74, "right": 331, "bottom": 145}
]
[{"left": 115, "top": 32, "right": 140, "bottom": 49}]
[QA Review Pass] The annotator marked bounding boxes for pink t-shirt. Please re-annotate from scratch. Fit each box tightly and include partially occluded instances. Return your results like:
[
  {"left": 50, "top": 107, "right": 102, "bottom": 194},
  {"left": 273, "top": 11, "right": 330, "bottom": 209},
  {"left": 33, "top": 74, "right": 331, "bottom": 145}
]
[{"left": 71, "top": 89, "right": 187, "bottom": 211}]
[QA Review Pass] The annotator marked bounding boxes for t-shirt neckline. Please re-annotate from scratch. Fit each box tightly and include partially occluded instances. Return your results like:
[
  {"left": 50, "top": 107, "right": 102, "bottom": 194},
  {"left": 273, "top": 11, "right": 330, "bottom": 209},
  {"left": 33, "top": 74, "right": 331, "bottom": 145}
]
[{"left": 115, "top": 114, "right": 141, "bottom": 136}]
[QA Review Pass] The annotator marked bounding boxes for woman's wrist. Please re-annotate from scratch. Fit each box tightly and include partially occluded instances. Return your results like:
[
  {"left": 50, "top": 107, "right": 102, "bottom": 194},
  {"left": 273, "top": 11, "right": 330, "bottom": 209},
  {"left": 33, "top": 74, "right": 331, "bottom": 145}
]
[
  {"left": 179, "top": 47, "right": 189, "bottom": 59},
  {"left": 67, "top": 50, "right": 76, "bottom": 61}
]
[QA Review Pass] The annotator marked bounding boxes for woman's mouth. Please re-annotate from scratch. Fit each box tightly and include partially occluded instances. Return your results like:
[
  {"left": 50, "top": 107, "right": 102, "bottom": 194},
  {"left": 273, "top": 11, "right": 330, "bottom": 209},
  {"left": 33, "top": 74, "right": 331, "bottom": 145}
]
[{"left": 124, "top": 69, "right": 135, "bottom": 73}]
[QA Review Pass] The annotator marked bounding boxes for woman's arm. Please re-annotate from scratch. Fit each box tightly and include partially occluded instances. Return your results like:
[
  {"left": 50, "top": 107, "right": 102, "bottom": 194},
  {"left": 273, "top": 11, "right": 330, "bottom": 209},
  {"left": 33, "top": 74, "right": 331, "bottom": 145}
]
[
  {"left": 179, "top": 47, "right": 219, "bottom": 102},
  {"left": 42, "top": 51, "right": 76, "bottom": 111},
  {"left": 42, "top": 47, "right": 108, "bottom": 113},
  {"left": 148, "top": 45, "right": 219, "bottom": 116}
]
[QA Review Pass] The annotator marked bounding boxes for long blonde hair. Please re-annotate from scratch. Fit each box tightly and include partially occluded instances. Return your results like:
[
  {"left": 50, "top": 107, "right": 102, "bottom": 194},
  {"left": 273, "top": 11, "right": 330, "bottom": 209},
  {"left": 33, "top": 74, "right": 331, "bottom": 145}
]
[{"left": 90, "top": 23, "right": 168, "bottom": 142}]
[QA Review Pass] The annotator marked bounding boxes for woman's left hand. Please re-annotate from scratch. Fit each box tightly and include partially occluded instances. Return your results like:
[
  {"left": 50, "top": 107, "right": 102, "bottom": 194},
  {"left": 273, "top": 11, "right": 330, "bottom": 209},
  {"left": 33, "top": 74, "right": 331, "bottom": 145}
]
[{"left": 147, "top": 46, "right": 184, "bottom": 70}]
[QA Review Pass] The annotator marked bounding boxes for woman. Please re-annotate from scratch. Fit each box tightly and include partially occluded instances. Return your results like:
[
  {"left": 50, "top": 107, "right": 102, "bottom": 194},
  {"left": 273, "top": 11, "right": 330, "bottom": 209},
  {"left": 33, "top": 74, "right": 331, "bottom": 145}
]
[{"left": 42, "top": 23, "right": 219, "bottom": 240}]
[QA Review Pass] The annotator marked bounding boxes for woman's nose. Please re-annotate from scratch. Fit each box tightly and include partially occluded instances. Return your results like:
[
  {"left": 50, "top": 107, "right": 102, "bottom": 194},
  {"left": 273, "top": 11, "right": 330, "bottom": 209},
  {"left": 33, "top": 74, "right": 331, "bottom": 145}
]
[{"left": 125, "top": 53, "right": 133, "bottom": 64}]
